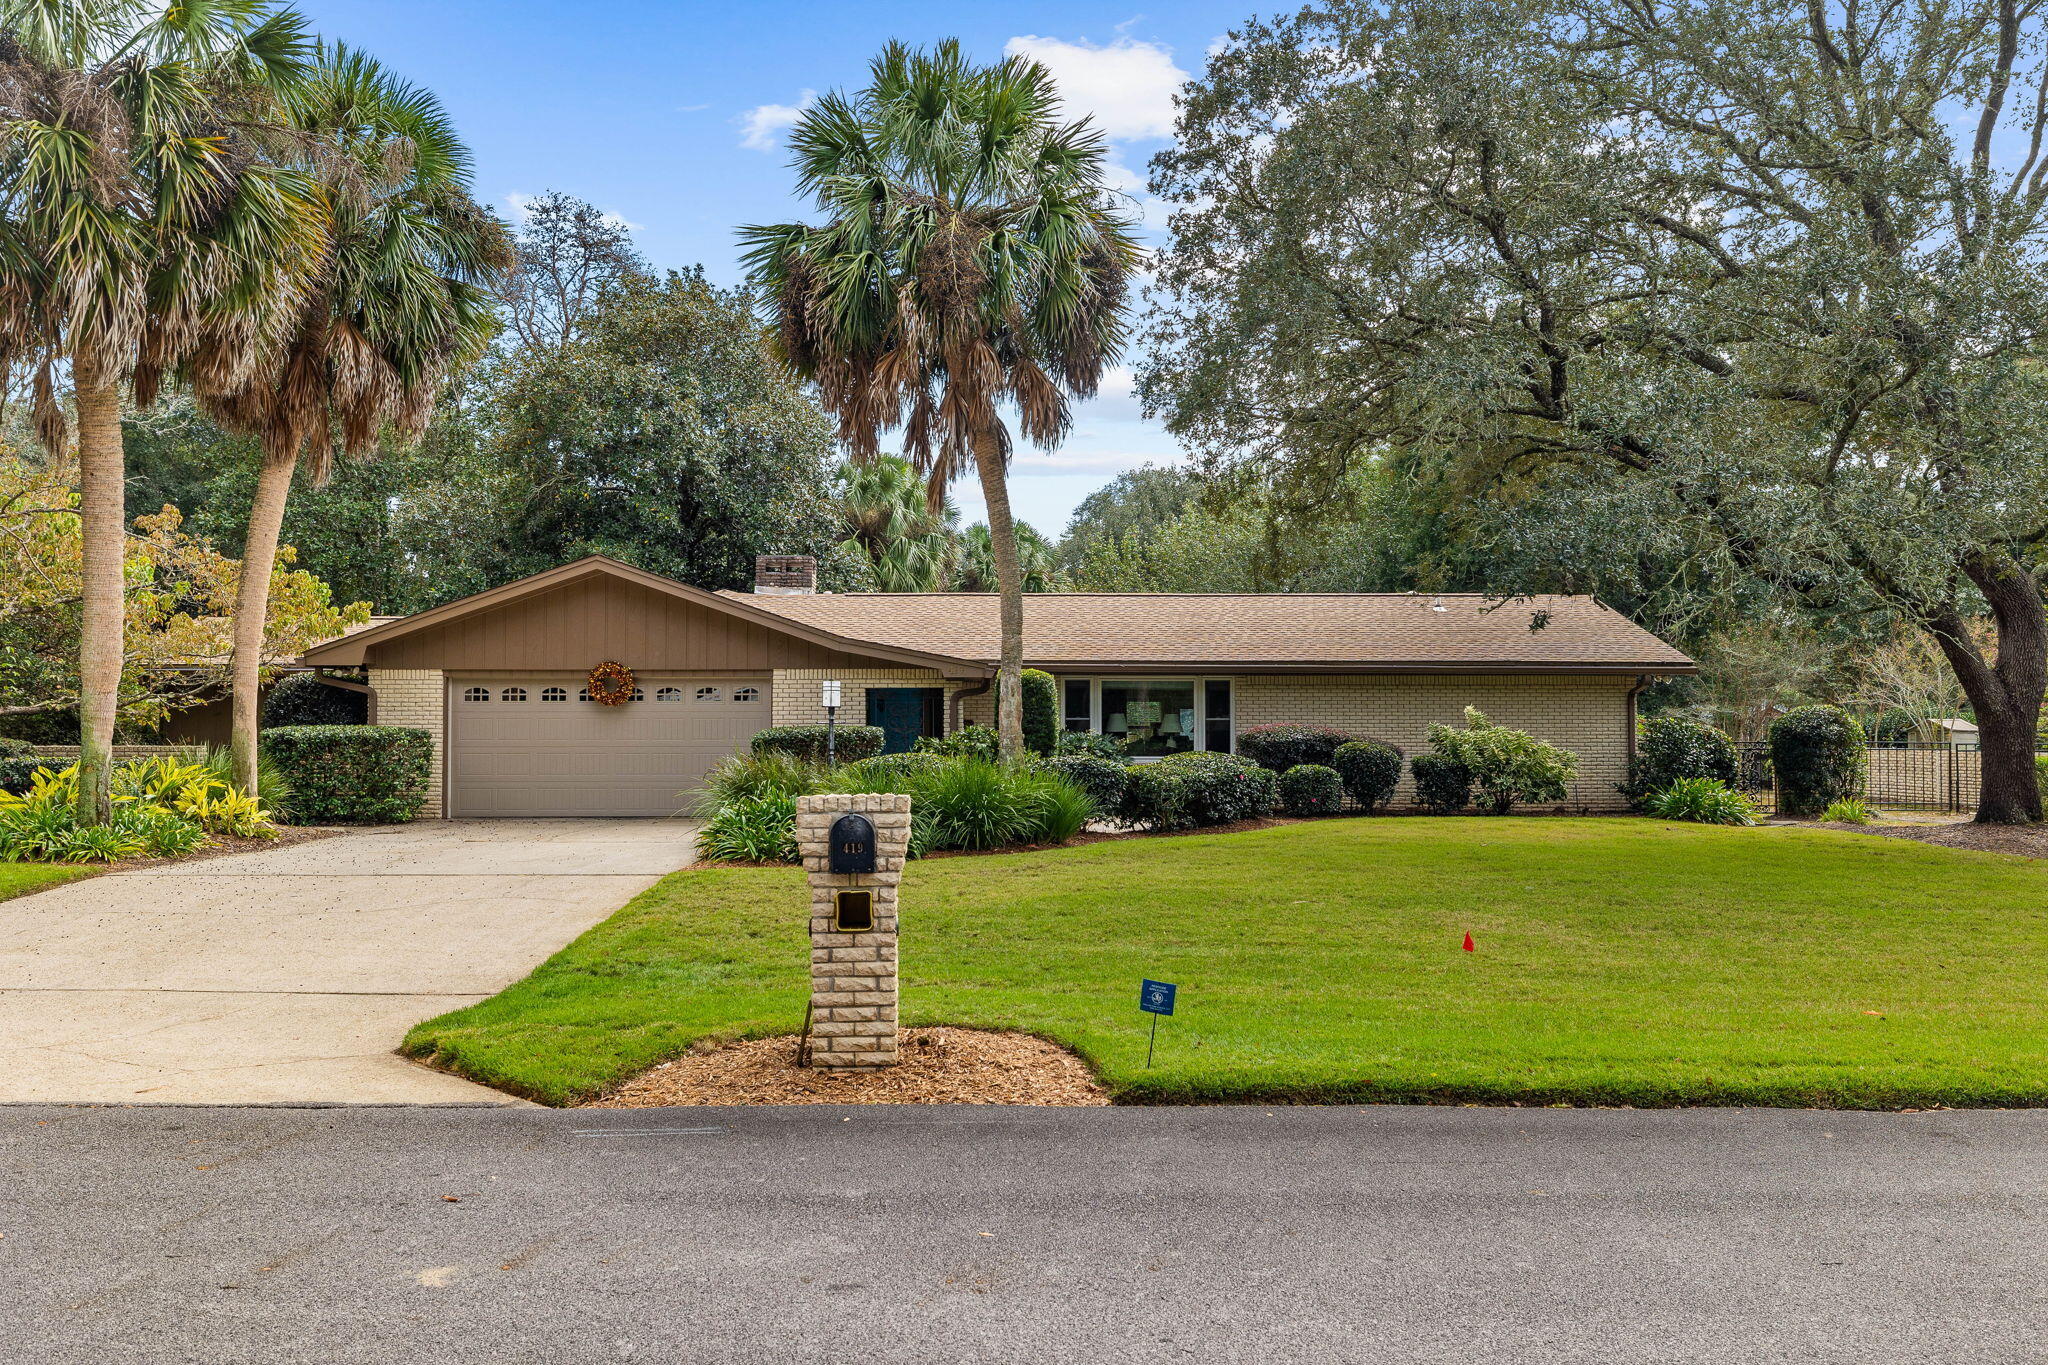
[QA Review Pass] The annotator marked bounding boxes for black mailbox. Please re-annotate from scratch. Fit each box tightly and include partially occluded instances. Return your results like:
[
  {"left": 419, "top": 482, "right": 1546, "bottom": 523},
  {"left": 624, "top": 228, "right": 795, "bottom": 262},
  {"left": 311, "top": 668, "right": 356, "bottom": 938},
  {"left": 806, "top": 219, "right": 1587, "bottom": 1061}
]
[{"left": 828, "top": 813, "right": 877, "bottom": 874}]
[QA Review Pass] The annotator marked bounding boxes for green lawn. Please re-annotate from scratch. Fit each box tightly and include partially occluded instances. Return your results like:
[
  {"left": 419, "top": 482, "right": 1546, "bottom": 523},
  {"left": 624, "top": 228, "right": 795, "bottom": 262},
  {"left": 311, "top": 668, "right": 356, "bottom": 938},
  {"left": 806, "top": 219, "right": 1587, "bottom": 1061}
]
[
  {"left": 0, "top": 863, "right": 90, "bottom": 902},
  {"left": 405, "top": 818, "right": 2048, "bottom": 1108}
]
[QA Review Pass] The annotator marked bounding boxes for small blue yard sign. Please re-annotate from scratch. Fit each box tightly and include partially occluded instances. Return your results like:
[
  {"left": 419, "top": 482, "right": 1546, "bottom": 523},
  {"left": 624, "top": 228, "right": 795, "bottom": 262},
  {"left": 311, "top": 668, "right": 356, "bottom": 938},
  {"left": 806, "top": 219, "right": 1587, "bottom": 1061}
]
[{"left": 1139, "top": 979, "right": 1177, "bottom": 1067}]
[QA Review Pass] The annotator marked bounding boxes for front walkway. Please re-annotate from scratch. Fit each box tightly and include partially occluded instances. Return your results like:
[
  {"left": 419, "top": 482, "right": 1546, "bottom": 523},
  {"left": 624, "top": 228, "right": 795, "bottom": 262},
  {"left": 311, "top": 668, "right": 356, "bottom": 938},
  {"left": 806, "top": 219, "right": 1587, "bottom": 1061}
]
[{"left": 0, "top": 820, "right": 696, "bottom": 1104}]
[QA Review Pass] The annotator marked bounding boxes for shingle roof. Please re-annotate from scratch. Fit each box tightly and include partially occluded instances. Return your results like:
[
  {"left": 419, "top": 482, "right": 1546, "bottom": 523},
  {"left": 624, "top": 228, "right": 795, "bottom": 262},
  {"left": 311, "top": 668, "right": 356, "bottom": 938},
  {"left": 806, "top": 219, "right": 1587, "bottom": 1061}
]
[{"left": 715, "top": 591, "right": 1695, "bottom": 673}]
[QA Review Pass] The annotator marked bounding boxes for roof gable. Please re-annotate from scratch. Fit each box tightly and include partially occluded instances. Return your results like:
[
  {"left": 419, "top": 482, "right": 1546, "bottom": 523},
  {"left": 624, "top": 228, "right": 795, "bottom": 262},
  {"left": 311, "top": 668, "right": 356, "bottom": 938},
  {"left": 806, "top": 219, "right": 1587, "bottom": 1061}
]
[{"left": 298, "top": 557, "right": 990, "bottom": 673}]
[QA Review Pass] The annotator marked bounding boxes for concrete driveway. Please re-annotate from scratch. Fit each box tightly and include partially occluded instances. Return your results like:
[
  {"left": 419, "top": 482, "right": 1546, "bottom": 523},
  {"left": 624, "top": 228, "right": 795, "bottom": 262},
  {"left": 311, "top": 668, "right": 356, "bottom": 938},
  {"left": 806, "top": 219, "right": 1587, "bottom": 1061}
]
[{"left": 0, "top": 820, "right": 695, "bottom": 1105}]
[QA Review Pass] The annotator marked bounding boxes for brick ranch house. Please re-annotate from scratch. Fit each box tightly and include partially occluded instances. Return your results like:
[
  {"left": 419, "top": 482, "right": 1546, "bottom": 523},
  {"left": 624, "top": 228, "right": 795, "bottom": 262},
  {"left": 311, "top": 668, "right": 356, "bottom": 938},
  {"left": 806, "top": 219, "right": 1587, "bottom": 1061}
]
[{"left": 295, "top": 554, "right": 1697, "bottom": 818}]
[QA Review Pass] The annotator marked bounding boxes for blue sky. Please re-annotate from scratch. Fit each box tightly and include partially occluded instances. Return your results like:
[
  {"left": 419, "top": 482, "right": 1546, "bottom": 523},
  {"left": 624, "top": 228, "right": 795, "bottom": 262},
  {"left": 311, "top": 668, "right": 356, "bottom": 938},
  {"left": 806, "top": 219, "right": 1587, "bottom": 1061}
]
[{"left": 292, "top": 1, "right": 1259, "bottom": 535}]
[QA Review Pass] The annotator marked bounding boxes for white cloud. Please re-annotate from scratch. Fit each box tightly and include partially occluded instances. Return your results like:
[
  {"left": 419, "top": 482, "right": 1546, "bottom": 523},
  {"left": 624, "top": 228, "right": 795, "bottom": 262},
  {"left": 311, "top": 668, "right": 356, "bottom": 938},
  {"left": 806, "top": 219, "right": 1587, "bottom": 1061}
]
[
  {"left": 501, "top": 193, "right": 643, "bottom": 233},
  {"left": 737, "top": 90, "right": 815, "bottom": 152},
  {"left": 1003, "top": 35, "right": 1189, "bottom": 141}
]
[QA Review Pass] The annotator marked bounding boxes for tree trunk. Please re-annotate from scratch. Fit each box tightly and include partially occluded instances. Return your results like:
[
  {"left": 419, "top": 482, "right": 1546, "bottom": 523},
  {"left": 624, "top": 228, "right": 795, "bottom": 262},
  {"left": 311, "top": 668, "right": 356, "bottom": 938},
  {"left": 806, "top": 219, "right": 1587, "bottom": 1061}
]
[
  {"left": 73, "top": 375, "right": 125, "bottom": 825},
  {"left": 230, "top": 448, "right": 299, "bottom": 795},
  {"left": 971, "top": 426, "right": 1025, "bottom": 759},
  {"left": 1926, "top": 557, "right": 2045, "bottom": 824}
]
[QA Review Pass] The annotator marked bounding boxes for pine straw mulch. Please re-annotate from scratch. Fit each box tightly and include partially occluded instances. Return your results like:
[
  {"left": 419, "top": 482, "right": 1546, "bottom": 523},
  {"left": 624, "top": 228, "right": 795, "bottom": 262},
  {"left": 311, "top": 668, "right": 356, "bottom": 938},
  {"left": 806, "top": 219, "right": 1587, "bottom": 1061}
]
[
  {"left": 1797, "top": 817, "right": 2048, "bottom": 860},
  {"left": 583, "top": 1027, "right": 1112, "bottom": 1108}
]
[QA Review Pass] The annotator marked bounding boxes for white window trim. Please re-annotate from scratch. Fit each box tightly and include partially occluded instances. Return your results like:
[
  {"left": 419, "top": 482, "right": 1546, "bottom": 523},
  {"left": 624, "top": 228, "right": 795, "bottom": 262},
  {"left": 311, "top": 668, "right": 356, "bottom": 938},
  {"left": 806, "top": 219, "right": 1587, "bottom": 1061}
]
[{"left": 1059, "top": 676, "right": 1235, "bottom": 760}]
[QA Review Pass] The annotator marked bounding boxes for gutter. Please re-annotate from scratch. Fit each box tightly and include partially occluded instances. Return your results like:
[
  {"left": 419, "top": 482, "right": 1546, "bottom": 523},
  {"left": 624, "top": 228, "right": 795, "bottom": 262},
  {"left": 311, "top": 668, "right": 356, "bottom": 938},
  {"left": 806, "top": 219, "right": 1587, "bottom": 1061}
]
[{"left": 948, "top": 678, "right": 992, "bottom": 734}]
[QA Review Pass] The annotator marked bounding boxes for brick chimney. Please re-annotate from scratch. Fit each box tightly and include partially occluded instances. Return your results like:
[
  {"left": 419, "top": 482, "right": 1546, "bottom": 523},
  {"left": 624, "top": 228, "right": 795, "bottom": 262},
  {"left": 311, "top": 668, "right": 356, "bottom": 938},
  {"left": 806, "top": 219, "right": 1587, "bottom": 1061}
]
[{"left": 754, "top": 554, "right": 818, "bottom": 595}]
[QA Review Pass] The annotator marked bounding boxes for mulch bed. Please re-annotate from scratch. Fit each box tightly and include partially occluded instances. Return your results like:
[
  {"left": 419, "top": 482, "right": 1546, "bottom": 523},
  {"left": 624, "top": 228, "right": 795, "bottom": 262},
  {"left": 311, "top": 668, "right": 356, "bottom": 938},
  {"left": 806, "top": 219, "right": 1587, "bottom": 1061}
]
[
  {"left": 1799, "top": 817, "right": 2048, "bottom": 860},
  {"left": 583, "top": 1027, "right": 1111, "bottom": 1107}
]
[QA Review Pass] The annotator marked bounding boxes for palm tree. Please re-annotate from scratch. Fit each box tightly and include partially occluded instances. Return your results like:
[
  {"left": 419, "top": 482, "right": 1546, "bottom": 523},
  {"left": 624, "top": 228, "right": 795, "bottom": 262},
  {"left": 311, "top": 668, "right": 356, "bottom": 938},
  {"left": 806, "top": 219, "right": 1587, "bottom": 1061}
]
[
  {"left": 198, "top": 43, "right": 509, "bottom": 793},
  {"left": 0, "top": 0, "right": 326, "bottom": 820},
  {"left": 835, "top": 454, "right": 958, "bottom": 591},
  {"left": 956, "top": 521, "right": 1059, "bottom": 593},
  {"left": 741, "top": 40, "right": 1138, "bottom": 756}
]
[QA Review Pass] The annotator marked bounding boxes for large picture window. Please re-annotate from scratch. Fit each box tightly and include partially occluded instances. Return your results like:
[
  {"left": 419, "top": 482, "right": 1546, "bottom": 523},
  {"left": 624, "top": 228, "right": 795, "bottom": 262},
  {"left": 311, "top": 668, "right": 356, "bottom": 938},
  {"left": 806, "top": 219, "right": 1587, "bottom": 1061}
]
[{"left": 1100, "top": 680, "right": 1200, "bottom": 759}]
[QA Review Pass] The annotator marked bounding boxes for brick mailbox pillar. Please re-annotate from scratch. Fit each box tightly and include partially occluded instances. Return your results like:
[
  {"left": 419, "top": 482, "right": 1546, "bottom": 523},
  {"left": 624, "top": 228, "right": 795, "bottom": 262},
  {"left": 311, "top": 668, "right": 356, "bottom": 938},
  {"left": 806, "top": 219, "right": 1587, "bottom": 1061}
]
[{"left": 796, "top": 792, "right": 909, "bottom": 1068}]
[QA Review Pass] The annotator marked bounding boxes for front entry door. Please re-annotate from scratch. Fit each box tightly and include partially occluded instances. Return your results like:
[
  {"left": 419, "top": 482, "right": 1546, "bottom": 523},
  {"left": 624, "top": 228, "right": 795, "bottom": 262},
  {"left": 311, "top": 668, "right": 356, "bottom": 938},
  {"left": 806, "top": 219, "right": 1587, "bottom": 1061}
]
[{"left": 866, "top": 687, "right": 944, "bottom": 754}]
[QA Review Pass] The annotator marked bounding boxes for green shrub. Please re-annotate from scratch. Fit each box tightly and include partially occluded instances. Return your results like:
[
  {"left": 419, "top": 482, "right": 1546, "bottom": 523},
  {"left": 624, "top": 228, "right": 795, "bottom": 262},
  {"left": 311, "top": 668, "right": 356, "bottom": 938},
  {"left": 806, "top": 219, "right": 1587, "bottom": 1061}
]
[
  {"left": 262, "top": 672, "right": 367, "bottom": 727},
  {"left": 1331, "top": 739, "right": 1403, "bottom": 811},
  {"left": 262, "top": 726, "right": 432, "bottom": 824},
  {"left": 696, "top": 751, "right": 824, "bottom": 814},
  {"left": 1621, "top": 716, "right": 1738, "bottom": 810},
  {"left": 1153, "top": 751, "right": 1278, "bottom": 826},
  {"left": 914, "top": 724, "right": 999, "bottom": 761},
  {"left": 1644, "top": 777, "right": 1760, "bottom": 826},
  {"left": 1768, "top": 705, "right": 1867, "bottom": 818},
  {"left": 0, "top": 755, "right": 54, "bottom": 795},
  {"left": 1819, "top": 797, "right": 1874, "bottom": 824},
  {"left": 1235, "top": 723, "right": 1355, "bottom": 772},
  {"left": 1046, "top": 754, "right": 1128, "bottom": 810},
  {"left": 1022, "top": 669, "right": 1059, "bottom": 756},
  {"left": 1410, "top": 754, "right": 1471, "bottom": 814},
  {"left": 1278, "top": 764, "right": 1343, "bottom": 816},
  {"left": 2038, "top": 754, "right": 2047, "bottom": 805},
  {"left": 839, "top": 751, "right": 943, "bottom": 786},
  {"left": 1118, "top": 763, "right": 1191, "bottom": 831},
  {"left": 696, "top": 793, "right": 800, "bottom": 863},
  {"left": 750, "top": 723, "right": 884, "bottom": 765},
  {"left": 1427, "top": 707, "right": 1579, "bottom": 814},
  {"left": 0, "top": 757, "right": 272, "bottom": 862},
  {"left": 0, "top": 737, "right": 35, "bottom": 759},
  {"left": 1054, "top": 729, "right": 1127, "bottom": 759}
]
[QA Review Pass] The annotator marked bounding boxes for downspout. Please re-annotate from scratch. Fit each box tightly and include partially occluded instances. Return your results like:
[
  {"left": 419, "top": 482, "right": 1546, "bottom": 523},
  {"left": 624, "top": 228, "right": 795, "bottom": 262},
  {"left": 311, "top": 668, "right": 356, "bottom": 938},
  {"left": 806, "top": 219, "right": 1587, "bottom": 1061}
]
[
  {"left": 949, "top": 677, "right": 993, "bottom": 735},
  {"left": 1625, "top": 674, "right": 1650, "bottom": 763}
]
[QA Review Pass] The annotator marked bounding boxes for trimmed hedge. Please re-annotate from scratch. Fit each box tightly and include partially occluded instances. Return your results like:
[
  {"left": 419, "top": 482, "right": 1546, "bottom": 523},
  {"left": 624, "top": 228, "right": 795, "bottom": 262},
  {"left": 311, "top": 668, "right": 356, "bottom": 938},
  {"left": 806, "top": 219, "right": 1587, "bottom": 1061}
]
[
  {"left": 1331, "top": 739, "right": 1403, "bottom": 811},
  {"left": 1158, "top": 751, "right": 1278, "bottom": 825},
  {"left": 0, "top": 737, "right": 35, "bottom": 759},
  {"left": 1768, "top": 705, "right": 1866, "bottom": 817},
  {"left": 261, "top": 725, "right": 432, "bottom": 824},
  {"left": 1, "top": 755, "right": 55, "bottom": 795},
  {"left": 1621, "top": 716, "right": 1737, "bottom": 810},
  {"left": 751, "top": 723, "right": 885, "bottom": 765},
  {"left": 1118, "top": 763, "right": 1190, "bottom": 831},
  {"left": 263, "top": 672, "right": 368, "bottom": 727},
  {"left": 1235, "top": 723, "right": 1355, "bottom": 772},
  {"left": 1046, "top": 753, "right": 1128, "bottom": 811},
  {"left": 1022, "top": 669, "right": 1059, "bottom": 756},
  {"left": 1410, "top": 754, "right": 1472, "bottom": 814},
  {"left": 1278, "top": 764, "right": 1343, "bottom": 816}
]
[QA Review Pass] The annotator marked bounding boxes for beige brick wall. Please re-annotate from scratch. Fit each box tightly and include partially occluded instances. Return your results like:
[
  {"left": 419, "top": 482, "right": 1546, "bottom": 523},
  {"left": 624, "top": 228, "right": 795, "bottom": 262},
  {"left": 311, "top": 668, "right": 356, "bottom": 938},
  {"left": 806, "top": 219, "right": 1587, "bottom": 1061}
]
[
  {"left": 1235, "top": 673, "right": 1637, "bottom": 812},
  {"left": 771, "top": 668, "right": 983, "bottom": 733},
  {"left": 367, "top": 667, "right": 445, "bottom": 818}
]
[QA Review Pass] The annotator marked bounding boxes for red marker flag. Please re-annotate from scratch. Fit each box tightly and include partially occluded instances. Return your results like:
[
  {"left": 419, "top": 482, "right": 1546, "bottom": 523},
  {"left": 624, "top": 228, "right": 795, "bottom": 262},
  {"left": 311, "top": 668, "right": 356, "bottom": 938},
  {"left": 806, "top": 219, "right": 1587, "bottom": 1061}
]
[{"left": 1462, "top": 932, "right": 1475, "bottom": 952}]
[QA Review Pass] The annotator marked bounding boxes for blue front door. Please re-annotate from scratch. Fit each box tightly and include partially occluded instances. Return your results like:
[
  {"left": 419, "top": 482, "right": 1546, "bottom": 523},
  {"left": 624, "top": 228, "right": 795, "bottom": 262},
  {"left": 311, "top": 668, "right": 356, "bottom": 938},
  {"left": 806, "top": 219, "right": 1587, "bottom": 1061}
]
[{"left": 866, "top": 688, "right": 942, "bottom": 753}]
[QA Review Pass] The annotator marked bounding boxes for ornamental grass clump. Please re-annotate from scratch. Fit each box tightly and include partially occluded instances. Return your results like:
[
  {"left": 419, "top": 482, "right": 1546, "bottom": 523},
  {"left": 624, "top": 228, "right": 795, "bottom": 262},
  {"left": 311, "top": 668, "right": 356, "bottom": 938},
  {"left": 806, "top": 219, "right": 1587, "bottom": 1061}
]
[
  {"left": 1819, "top": 797, "right": 1874, "bottom": 825},
  {"left": 1425, "top": 708, "right": 1578, "bottom": 814},
  {"left": 1767, "top": 706, "right": 1867, "bottom": 818},
  {"left": 1643, "top": 777, "right": 1760, "bottom": 826},
  {"left": 695, "top": 793, "right": 801, "bottom": 863},
  {"left": 1278, "top": 764, "right": 1343, "bottom": 816}
]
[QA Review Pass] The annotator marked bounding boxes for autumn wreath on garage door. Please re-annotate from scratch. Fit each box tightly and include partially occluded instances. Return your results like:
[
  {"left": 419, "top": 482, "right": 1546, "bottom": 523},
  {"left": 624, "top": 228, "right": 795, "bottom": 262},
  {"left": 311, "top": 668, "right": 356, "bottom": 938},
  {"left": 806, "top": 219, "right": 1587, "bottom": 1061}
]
[{"left": 587, "top": 660, "right": 636, "bottom": 706}]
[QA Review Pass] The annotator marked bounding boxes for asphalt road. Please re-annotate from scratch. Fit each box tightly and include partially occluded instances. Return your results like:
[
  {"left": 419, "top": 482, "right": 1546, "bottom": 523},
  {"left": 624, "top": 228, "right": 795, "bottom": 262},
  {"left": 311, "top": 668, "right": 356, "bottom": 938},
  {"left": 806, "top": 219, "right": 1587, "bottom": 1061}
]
[{"left": 5, "top": 1103, "right": 2046, "bottom": 1364}]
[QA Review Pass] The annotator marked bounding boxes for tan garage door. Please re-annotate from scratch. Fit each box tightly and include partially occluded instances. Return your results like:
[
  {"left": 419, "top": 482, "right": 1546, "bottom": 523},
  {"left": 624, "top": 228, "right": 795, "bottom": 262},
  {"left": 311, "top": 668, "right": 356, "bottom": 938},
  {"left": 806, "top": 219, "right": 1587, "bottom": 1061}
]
[{"left": 448, "top": 675, "right": 770, "bottom": 817}]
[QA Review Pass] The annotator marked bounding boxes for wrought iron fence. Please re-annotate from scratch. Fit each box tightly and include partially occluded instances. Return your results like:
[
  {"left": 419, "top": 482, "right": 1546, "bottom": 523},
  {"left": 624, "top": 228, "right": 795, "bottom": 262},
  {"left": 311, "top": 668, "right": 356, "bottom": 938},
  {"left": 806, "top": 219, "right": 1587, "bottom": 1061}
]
[{"left": 1732, "top": 742, "right": 2021, "bottom": 815}]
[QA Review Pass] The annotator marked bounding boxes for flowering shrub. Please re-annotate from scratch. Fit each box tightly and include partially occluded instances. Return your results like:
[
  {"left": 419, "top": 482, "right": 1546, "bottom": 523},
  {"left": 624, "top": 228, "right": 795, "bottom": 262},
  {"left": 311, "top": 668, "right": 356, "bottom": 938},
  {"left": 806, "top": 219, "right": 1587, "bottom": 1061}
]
[
  {"left": 1235, "top": 723, "right": 1355, "bottom": 772},
  {"left": 1278, "top": 764, "right": 1343, "bottom": 816}
]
